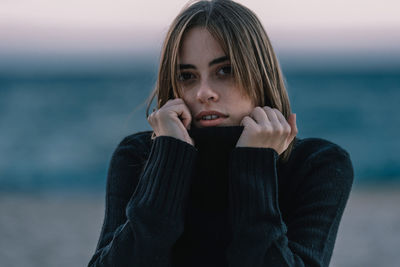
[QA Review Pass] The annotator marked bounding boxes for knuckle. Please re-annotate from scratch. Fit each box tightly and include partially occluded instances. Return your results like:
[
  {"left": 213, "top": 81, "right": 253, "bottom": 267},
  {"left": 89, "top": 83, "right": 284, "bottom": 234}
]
[
  {"left": 261, "top": 125, "right": 272, "bottom": 134},
  {"left": 154, "top": 110, "right": 165, "bottom": 120},
  {"left": 254, "top": 126, "right": 263, "bottom": 134},
  {"left": 275, "top": 125, "right": 284, "bottom": 134}
]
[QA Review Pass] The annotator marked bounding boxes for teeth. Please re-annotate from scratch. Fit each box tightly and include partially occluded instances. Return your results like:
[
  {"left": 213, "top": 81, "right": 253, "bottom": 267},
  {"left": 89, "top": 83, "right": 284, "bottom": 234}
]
[{"left": 202, "top": 115, "right": 220, "bottom": 120}]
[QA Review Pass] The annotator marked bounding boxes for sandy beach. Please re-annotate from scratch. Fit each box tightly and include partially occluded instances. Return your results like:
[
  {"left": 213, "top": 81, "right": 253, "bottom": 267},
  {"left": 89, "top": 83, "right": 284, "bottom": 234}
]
[{"left": 1, "top": 186, "right": 399, "bottom": 267}]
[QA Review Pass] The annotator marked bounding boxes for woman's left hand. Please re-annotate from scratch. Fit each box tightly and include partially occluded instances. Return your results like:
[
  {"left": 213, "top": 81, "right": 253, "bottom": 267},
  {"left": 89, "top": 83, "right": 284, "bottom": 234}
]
[{"left": 236, "top": 106, "right": 298, "bottom": 155}]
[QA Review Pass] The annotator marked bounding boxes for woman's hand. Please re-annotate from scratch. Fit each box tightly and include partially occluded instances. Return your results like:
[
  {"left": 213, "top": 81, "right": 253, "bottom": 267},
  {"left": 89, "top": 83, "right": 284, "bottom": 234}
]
[
  {"left": 147, "top": 98, "right": 194, "bottom": 146},
  {"left": 236, "top": 106, "right": 298, "bottom": 154}
]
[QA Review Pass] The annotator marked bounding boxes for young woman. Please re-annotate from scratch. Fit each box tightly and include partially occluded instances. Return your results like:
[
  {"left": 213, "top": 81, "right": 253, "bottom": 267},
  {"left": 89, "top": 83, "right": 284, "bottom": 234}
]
[{"left": 88, "top": 0, "right": 353, "bottom": 266}]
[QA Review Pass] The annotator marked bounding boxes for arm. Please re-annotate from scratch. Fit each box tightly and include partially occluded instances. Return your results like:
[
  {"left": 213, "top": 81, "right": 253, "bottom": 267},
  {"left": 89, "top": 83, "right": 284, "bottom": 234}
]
[
  {"left": 88, "top": 135, "right": 197, "bottom": 267},
  {"left": 226, "top": 144, "right": 353, "bottom": 267}
]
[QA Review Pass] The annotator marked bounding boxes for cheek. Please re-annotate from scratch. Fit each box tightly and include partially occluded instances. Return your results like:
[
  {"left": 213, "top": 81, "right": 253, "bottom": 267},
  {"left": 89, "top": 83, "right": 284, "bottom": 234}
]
[
  {"left": 180, "top": 92, "right": 196, "bottom": 113},
  {"left": 229, "top": 96, "right": 254, "bottom": 124},
  {"left": 238, "top": 104, "right": 253, "bottom": 118},
  {"left": 239, "top": 102, "right": 255, "bottom": 121},
  {"left": 180, "top": 90, "right": 191, "bottom": 104},
  {"left": 234, "top": 94, "right": 254, "bottom": 113}
]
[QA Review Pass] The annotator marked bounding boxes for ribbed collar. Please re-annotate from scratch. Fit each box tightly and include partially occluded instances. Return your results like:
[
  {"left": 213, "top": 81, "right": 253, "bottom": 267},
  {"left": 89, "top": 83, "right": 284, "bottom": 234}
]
[{"left": 187, "top": 126, "right": 244, "bottom": 212}]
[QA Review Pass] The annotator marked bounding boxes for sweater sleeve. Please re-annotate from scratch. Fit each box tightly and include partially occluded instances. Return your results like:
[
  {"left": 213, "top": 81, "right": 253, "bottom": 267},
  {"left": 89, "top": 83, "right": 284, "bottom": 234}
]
[
  {"left": 226, "top": 144, "right": 354, "bottom": 267},
  {"left": 88, "top": 135, "right": 197, "bottom": 267}
]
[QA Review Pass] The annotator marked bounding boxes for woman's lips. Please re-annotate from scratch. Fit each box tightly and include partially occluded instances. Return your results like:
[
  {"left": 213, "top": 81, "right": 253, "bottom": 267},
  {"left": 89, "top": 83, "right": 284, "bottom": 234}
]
[
  {"left": 194, "top": 110, "right": 229, "bottom": 127},
  {"left": 195, "top": 110, "right": 228, "bottom": 121},
  {"left": 196, "top": 116, "right": 227, "bottom": 127}
]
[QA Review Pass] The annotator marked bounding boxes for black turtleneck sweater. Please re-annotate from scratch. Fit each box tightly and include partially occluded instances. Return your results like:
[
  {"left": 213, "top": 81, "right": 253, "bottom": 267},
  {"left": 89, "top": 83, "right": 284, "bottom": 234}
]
[{"left": 88, "top": 126, "right": 353, "bottom": 267}]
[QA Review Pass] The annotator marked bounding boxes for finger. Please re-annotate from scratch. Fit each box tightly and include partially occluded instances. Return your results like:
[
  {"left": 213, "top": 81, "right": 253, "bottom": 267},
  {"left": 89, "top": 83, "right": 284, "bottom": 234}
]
[
  {"left": 263, "top": 106, "right": 280, "bottom": 125},
  {"left": 287, "top": 113, "right": 298, "bottom": 140},
  {"left": 162, "top": 98, "right": 184, "bottom": 108},
  {"left": 272, "top": 108, "right": 291, "bottom": 134},
  {"left": 240, "top": 115, "right": 258, "bottom": 128},
  {"left": 172, "top": 103, "right": 192, "bottom": 130},
  {"left": 164, "top": 99, "right": 193, "bottom": 128},
  {"left": 250, "top": 107, "right": 270, "bottom": 125},
  {"left": 272, "top": 108, "right": 287, "bottom": 124}
]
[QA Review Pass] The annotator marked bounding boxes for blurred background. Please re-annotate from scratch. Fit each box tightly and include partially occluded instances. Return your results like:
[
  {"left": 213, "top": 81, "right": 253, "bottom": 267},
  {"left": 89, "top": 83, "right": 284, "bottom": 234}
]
[{"left": 0, "top": 0, "right": 399, "bottom": 266}]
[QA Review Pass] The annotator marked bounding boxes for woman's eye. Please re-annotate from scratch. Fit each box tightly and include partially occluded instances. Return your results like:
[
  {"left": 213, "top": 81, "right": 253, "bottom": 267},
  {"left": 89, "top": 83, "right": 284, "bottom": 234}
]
[
  {"left": 217, "top": 65, "right": 232, "bottom": 76},
  {"left": 178, "top": 72, "right": 195, "bottom": 81}
]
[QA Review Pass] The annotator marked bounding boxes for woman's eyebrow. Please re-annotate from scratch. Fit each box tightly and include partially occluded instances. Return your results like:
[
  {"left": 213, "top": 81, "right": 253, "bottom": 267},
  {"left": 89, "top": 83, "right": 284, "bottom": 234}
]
[
  {"left": 209, "top": 56, "right": 229, "bottom": 66},
  {"left": 179, "top": 56, "right": 229, "bottom": 70},
  {"left": 179, "top": 63, "right": 195, "bottom": 70}
]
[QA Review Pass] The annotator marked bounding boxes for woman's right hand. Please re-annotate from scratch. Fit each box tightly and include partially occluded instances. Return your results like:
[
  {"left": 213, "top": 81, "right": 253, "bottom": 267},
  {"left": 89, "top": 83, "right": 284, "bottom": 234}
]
[{"left": 147, "top": 98, "right": 194, "bottom": 146}]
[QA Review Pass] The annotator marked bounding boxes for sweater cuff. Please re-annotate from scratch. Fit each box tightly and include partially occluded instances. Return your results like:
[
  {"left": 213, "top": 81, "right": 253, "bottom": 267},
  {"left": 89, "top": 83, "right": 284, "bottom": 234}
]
[
  {"left": 229, "top": 147, "right": 281, "bottom": 226},
  {"left": 127, "top": 136, "right": 197, "bottom": 219}
]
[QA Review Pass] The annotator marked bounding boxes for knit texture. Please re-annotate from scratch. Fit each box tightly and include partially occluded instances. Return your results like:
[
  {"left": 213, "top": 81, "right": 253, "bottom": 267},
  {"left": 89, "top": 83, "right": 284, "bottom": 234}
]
[{"left": 88, "top": 126, "right": 353, "bottom": 267}]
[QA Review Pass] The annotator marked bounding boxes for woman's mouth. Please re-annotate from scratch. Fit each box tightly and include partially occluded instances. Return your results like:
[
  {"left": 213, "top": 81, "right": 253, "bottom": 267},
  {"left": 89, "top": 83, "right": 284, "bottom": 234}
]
[
  {"left": 197, "top": 115, "right": 227, "bottom": 127},
  {"left": 201, "top": 115, "right": 220, "bottom": 120},
  {"left": 195, "top": 110, "right": 229, "bottom": 127}
]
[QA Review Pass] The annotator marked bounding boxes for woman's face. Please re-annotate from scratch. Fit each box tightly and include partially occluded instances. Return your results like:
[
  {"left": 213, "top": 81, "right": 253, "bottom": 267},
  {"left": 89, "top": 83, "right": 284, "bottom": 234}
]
[{"left": 178, "top": 27, "right": 255, "bottom": 128}]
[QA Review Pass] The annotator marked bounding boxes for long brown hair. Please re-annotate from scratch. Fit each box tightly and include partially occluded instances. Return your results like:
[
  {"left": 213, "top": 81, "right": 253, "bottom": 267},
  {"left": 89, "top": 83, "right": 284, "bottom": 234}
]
[{"left": 146, "top": 0, "right": 295, "bottom": 161}]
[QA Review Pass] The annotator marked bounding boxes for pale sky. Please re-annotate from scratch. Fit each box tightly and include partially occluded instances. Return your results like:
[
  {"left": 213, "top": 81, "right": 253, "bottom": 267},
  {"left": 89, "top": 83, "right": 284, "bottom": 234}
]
[{"left": 1, "top": 0, "right": 400, "bottom": 55}]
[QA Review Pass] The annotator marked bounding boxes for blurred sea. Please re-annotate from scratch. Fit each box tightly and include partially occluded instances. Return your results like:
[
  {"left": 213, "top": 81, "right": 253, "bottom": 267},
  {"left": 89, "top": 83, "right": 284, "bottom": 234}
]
[{"left": 0, "top": 56, "right": 399, "bottom": 192}]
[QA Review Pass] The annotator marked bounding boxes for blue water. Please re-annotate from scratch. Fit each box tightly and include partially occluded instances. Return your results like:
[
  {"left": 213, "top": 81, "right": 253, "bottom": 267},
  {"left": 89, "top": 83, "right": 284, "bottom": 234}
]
[{"left": 0, "top": 62, "right": 399, "bottom": 191}]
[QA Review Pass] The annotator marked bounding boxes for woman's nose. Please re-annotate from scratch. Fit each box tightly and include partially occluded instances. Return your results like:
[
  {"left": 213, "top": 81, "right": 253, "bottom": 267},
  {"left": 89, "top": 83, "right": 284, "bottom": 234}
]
[{"left": 196, "top": 79, "right": 219, "bottom": 103}]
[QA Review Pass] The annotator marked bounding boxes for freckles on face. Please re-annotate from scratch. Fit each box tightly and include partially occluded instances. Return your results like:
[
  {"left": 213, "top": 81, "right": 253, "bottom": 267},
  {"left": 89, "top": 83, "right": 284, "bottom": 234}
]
[{"left": 177, "top": 27, "right": 255, "bottom": 127}]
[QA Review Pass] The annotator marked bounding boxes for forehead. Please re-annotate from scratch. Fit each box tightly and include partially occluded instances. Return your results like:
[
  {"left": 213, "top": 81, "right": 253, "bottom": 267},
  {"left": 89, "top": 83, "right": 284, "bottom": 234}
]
[{"left": 178, "top": 27, "right": 226, "bottom": 63}]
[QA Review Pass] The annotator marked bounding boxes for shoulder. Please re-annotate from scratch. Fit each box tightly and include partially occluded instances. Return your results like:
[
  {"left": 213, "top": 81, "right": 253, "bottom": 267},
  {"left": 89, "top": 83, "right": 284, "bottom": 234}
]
[
  {"left": 113, "top": 130, "right": 153, "bottom": 159},
  {"left": 118, "top": 130, "right": 153, "bottom": 149},
  {"left": 291, "top": 137, "right": 351, "bottom": 163},
  {"left": 108, "top": 130, "right": 153, "bottom": 176},
  {"left": 106, "top": 131, "right": 153, "bottom": 198},
  {"left": 282, "top": 137, "right": 354, "bottom": 189}
]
